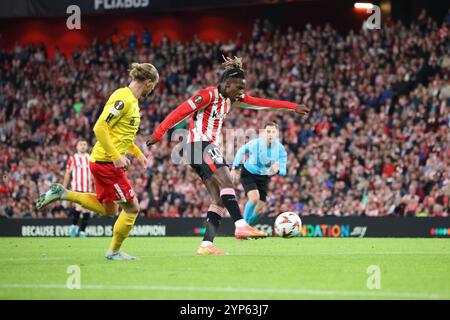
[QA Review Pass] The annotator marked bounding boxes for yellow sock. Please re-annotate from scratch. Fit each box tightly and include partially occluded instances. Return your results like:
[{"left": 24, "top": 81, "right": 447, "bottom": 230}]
[
  {"left": 64, "top": 191, "right": 108, "bottom": 216},
  {"left": 109, "top": 210, "right": 138, "bottom": 252}
]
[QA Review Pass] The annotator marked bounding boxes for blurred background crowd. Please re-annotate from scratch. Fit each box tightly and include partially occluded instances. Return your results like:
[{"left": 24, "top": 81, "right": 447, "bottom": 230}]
[{"left": 0, "top": 10, "right": 449, "bottom": 219}]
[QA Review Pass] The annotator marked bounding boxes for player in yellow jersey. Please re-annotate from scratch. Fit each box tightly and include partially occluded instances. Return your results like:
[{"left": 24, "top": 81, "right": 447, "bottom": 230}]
[{"left": 36, "top": 63, "right": 159, "bottom": 260}]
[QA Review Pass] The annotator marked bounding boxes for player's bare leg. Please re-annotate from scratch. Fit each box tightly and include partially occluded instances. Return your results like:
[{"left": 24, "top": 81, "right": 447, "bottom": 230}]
[
  {"left": 211, "top": 167, "right": 267, "bottom": 240},
  {"left": 196, "top": 179, "right": 228, "bottom": 255},
  {"left": 106, "top": 197, "right": 140, "bottom": 261}
]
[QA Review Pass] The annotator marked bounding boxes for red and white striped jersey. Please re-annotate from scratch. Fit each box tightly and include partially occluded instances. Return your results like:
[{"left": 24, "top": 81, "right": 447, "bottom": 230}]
[
  {"left": 66, "top": 153, "right": 93, "bottom": 192},
  {"left": 152, "top": 86, "right": 298, "bottom": 145},
  {"left": 188, "top": 87, "right": 230, "bottom": 143}
]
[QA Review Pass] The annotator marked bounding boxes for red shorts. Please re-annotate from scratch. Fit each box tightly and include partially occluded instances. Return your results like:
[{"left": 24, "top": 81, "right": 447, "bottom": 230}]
[{"left": 89, "top": 162, "right": 135, "bottom": 204}]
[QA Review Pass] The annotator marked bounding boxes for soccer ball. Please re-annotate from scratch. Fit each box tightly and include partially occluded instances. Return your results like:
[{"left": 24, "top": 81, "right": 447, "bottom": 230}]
[{"left": 274, "top": 212, "right": 302, "bottom": 238}]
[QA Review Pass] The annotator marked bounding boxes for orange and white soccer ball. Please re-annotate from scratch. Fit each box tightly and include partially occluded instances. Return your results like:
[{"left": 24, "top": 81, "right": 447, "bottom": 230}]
[{"left": 274, "top": 212, "right": 302, "bottom": 238}]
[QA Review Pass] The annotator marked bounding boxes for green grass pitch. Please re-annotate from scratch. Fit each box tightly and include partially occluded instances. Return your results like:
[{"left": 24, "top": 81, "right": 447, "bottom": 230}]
[{"left": 0, "top": 237, "right": 449, "bottom": 299}]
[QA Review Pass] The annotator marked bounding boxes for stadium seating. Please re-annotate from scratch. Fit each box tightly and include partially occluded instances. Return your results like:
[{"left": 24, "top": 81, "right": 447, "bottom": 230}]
[{"left": 0, "top": 15, "right": 448, "bottom": 218}]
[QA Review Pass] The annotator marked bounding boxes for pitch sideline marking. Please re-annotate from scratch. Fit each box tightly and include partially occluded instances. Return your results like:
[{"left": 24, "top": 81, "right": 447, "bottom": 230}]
[
  {"left": 0, "top": 251, "right": 449, "bottom": 262},
  {"left": 0, "top": 284, "right": 448, "bottom": 299}
]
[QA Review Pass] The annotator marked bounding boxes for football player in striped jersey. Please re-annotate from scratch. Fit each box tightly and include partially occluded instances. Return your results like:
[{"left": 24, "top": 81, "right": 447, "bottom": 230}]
[
  {"left": 62, "top": 140, "right": 93, "bottom": 238},
  {"left": 147, "top": 56, "right": 309, "bottom": 255}
]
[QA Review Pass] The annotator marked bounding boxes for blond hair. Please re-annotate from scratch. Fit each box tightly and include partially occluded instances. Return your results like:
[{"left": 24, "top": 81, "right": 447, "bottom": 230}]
[{"left": 129, "top": 62, "right": 159, "bottom": 82}]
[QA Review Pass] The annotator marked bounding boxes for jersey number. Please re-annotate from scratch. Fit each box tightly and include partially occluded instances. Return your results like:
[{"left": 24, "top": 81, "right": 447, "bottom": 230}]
[
  {"left": 207, "top": 147, "right": 224, "bottom": 163},
  {"left": 130, "top": 117, "right": 136, "bottom": 126},
  {"left": 105, "top": 113, "right": 114, "bottom": 123}
]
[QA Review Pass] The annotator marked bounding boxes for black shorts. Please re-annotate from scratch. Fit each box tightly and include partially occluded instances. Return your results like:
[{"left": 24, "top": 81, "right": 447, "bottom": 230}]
[
  {"left": 240, "top": 166, "right": 270, "bottom": 202},
  {"left": 187, "top": 141, "right": 228, "bottom": 181}
]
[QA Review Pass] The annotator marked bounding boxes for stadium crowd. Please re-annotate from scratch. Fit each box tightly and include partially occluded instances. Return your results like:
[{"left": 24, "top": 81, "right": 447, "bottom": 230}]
[{"left": 0, "top": 11, "right": 449, "bottom": 219}]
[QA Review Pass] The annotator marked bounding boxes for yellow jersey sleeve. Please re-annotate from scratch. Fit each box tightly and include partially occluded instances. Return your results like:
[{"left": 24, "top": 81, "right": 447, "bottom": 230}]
[
  {"left": 90, "top": 87, "right": 141, "bottom": 163},
  {"left": 98, "top": 90, "right": 132, "bottom": 128}
]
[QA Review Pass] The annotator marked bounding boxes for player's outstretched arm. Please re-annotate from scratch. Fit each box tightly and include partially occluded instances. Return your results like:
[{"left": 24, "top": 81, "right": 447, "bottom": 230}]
[
  {"left": 233, "top": 94, "right": 309, "bottom": 117},
  {"left": 147, "top": 89, "right": 212, "bottom": 146},
  {"left": 146, "top": 102, "right": 195, "bottom": 146}
]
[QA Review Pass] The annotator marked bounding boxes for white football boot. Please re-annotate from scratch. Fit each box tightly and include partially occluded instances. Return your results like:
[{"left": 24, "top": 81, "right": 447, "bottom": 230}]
[
  {"left": 105, "top": 250, "right": 138, "bottom": 261},
  {"left": 36, "top": 183, "right": 66, "bottom": 209}
]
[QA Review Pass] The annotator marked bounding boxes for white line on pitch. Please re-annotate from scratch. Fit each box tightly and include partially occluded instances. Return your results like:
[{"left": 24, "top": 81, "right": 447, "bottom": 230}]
[
  {"left": 0, "top": 254, "right": 193, "bottom": 262},
  {"left": 0, "top": 251, "right": 448, "bottom": 262},
  {"left": 0, "top": 284, "right": 448, "bottom": 299},
  {"left": 231, "top": 252, "right": 450, "bottom": 256}
]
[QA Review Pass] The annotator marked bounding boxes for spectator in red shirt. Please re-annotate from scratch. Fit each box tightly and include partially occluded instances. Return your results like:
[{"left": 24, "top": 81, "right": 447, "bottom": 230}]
[{"left": 382, "top": 158, "right": 396, "bottom": 178}]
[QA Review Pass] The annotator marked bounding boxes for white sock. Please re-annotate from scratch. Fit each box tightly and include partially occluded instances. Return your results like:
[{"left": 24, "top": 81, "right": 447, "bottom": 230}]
[
  {"left": 234, "top": 219, "right": 247, "bottom": 228},
  {"left": 201, "top": 241, "right": 212, "bottom": 248},
  {"left": 107, "top": 249, "right": 118, "bottom": 255}
]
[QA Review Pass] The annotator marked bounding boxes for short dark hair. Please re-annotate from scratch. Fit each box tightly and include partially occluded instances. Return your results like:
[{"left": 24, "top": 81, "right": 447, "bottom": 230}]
[
  {"left": 76, "top": 139, "right": 87, "bottom": 146},
  {"left": 264, "top": 121, "right": 279, "bottom": 129}
]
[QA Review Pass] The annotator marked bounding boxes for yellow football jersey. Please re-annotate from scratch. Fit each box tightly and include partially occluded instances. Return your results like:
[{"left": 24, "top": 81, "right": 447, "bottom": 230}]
[{"left": 90, "top": 87, "right": 141, "bottom": 162}]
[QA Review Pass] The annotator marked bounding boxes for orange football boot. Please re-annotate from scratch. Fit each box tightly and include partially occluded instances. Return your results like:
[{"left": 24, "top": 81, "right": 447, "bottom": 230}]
[
  {"left": 196, "top": 245, "right": 229, "bottom": 255},
  {"left": 235, "top": 225, "right": 268, "bottom": 240}
]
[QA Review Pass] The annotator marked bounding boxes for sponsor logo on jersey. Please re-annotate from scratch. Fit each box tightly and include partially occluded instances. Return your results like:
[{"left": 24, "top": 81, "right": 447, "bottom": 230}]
[{"left": 212, "top": 110, "right": 227, "bottom": 119}]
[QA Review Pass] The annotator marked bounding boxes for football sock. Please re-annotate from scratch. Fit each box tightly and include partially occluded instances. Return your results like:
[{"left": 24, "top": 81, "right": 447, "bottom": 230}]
[
  {"left": 244, "top": 201, "right": 256, "bottom": 224},
  {"left": 201, "top": 241, "right": 213, "bottom": 248},
  {"left": 109, "top": 210, "right": 138, "bottom": 253},
  {"left": 80, "top": 213, "right": 90, "bottom": 232},
  {"left": 64, "top": 191, "right": 107, "bottom": 216},
  {"left": 220, "top": 188, "right": 244, "bottom": 223},
  {"left": 72, "top": 210, "right": 80, "bottom": 225},
  {"left": 203, "top": 210, "right": 222, "bottom": 242},
  {"left": 235, "top": 219, "right": 247, "bottom": 228},
  {"left": 249, "top": 212, "right": 262, "bottom": 226}
]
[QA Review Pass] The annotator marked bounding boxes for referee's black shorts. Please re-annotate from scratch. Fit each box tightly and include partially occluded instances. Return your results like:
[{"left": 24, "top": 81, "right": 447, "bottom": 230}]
[{"left": 240, "top": 166, "right": 270, "bottom": 202}]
